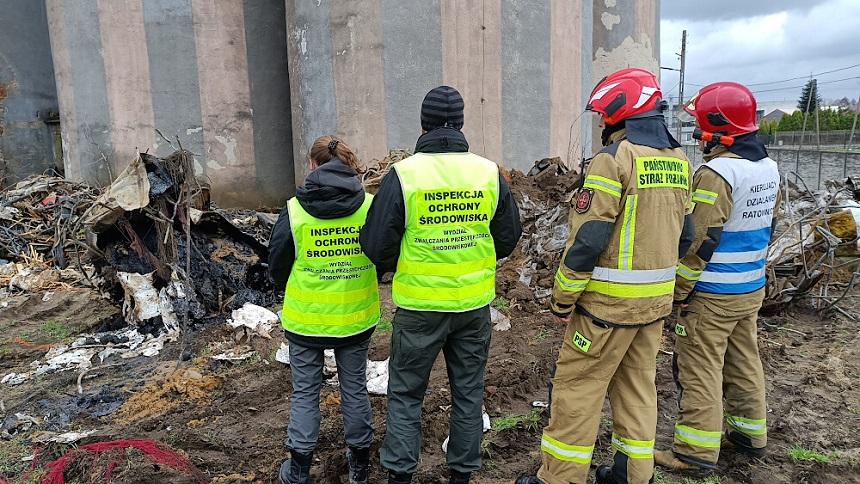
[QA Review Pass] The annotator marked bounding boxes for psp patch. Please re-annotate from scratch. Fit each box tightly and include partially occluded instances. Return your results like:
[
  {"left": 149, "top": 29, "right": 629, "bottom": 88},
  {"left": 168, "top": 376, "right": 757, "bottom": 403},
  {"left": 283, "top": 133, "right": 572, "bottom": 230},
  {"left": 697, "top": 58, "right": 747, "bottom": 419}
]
[
  {"left": 574, "top": 188, "right": 594, "bottom": 214},
  {"left": 572, "top": 330, "right": 592, "bottom": 353}
]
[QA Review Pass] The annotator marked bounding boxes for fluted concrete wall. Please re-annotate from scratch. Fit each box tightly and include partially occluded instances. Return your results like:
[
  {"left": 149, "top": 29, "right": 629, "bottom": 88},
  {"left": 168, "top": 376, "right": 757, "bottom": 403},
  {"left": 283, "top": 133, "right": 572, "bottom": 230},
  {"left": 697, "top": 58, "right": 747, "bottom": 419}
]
[
  {"left": 0, "top": 1, "right": 59, "bottom": 186},
  {"left": 286, "top": 0, "right": 596, "bottom": 180},
  {"left": 46, "top": 0, "right": 295, "bottom": 208}
]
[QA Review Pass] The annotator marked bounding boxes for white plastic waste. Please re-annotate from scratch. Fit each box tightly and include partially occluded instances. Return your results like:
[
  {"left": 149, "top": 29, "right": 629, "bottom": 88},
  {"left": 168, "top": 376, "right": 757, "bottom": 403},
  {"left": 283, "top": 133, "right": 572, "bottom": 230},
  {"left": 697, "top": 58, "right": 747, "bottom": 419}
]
[
  {"left": 227, "top": 303, "right": 278, "bottom": 339},
  {"left": 490, "top": 307, "right": 512, "bottom": 331}
]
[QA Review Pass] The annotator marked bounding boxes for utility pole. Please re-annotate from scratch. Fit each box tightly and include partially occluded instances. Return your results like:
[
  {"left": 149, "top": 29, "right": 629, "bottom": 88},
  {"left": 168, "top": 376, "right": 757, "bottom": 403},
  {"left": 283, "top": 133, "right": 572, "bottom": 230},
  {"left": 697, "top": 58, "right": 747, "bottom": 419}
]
[{"left": 676, "top": 30, "right": 687, "bottom": 141}]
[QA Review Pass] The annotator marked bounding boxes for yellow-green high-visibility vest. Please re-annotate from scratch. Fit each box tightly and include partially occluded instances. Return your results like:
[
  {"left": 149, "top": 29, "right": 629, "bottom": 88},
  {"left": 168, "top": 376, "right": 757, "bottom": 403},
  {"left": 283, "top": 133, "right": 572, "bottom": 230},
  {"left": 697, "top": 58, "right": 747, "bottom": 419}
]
[
  {"left": 392, "top": 152, "right": 500, "bottom": 312},
  {"left": 281, "top": 195, "right": 380, "bottom": 337}
]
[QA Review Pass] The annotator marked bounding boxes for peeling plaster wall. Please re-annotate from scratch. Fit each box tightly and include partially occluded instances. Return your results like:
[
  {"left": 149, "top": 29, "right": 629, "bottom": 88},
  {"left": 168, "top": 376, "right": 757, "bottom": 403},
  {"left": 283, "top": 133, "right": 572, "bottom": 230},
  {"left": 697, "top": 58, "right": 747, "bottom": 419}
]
[
  {"left": 591, "top": 0, "right": 661, "bottom": 146},
  {"left": 46, "top": 0, "right": 294, "bottom": 208},
  {"left": 0, "top": 1, "right": 60, "bottom": 186}
]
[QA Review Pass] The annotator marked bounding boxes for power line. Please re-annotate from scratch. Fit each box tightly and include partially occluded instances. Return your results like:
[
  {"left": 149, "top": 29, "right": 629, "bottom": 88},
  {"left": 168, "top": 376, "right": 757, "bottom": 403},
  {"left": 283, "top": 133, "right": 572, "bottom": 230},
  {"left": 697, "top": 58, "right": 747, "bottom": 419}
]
[
  {"left": 749, "top": 75, "right": 860, "bottom": 94},
  {"left": 746, "top": 63, "right": 860, "bottom": 86},
  {"left": 683, "top": 62, "right": 860, "bottom": 90}
]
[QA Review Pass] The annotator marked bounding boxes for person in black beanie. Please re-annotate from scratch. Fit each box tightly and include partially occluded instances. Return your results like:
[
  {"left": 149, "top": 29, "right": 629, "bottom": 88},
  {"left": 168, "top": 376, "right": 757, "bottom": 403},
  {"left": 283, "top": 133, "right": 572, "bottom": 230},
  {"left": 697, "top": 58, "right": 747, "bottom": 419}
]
[{"left": 360, "top": 86, "right": 522, "bottom": 484}]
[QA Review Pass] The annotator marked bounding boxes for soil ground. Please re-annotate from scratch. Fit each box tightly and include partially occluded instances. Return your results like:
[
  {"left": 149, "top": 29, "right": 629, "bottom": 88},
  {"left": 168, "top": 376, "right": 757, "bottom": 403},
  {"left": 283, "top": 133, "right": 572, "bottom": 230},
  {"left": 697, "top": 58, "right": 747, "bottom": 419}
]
[{"left": 2, "top": 283, "right": 859, "bottom": 484}]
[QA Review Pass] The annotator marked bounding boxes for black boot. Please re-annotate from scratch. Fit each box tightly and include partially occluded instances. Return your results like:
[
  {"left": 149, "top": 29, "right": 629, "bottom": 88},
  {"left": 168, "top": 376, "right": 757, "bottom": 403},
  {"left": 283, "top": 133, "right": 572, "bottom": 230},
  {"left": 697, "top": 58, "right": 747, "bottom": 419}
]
[
  {"left": 347, "top": 447, "right": 370, "bottom": 484},
  {"left": 596, "top": 464, "right": 654, "bottom": 484},
  {"left": 595, "top": 465, "right": 617, "bottom": 484},
  {"left": 388, "top": 471, "right": 413, "bottom": 484},
  {"left": 278, "top": 450, "right": 313, "bottom": 484},
  {"left": 514, "top": 476, "right": 543, "bottom": 484},
  {"left": 450, "top": 469, "right": 471, "bottom": 483}
]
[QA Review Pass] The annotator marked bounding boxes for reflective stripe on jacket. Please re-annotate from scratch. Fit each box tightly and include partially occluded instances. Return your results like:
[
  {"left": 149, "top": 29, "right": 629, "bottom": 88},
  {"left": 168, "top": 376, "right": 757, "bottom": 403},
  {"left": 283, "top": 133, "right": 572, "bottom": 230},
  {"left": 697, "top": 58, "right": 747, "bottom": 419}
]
[
  {"left": 282, "top": 195, "right": 380, "bottom": 337},
  {"left": 551, "top": 129, "right": 691, "bottom": 325}
]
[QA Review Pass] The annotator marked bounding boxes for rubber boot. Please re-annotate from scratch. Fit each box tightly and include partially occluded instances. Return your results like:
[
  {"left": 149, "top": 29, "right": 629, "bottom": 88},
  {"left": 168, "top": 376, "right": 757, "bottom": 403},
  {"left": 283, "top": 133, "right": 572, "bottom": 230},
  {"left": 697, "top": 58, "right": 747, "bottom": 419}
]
[
  {"left": 449, "top": 469, "right": 471, "bottom": 484},
  {"left": 653, "top": 450, "right": 699, "bottom": 471},
  {"left": 278, "top": 450, "right": 313, "bottom": 484},
  {"left": 595, "top": 465, "right": 617, "bottom": 484},
  {"left": 347, "top": 447, "right": 370, "bottom": 484},
  {"left": 725, "top": 431, "right": 767, "bottom": 458},
  {"left": 514, "top": 476, "right": 543, "bottom": 484},
  {"left": 388, "top": 471, "right": 413, "bottom": 484}
]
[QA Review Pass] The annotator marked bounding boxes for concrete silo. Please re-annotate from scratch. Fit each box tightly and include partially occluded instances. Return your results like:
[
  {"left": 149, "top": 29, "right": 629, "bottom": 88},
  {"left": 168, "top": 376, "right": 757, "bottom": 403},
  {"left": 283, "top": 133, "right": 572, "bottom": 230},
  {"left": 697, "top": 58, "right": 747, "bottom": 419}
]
[
  {"left": 45, "top": 0, "right": 295, "bottom": 207},
  {"left": 285, "top": 0, "right": 602, "bottom": 180}
]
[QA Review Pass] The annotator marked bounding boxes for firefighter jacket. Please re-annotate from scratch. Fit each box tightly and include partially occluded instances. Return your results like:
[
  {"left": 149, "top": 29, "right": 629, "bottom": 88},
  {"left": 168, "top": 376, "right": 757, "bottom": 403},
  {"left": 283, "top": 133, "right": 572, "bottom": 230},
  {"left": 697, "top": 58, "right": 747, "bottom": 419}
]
[
  {"left": 550, "top": 129, "right": 693, "bottom": 325},
  {"left": 675, "top": 146, "right": 781, "bottom": 301}
]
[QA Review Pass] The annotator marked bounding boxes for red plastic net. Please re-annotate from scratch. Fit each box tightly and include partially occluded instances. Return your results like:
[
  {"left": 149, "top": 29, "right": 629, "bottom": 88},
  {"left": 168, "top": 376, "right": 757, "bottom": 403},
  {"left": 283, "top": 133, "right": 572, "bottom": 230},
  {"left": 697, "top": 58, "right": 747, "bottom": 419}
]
[{"left": 40, "top": 439, "right": 206, "bottom": 484}]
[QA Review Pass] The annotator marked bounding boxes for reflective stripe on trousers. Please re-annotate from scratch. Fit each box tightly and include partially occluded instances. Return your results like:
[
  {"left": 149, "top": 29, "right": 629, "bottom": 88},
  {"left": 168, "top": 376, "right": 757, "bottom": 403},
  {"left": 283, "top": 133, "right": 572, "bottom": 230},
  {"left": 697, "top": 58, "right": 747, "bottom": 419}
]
[
  {"left": 674, "top": 424, "right": 722, "bottom": 449},
  {"left": 611, "top": 434, "right": 654, "bottom": 459},
  {"left": 726, "top": 415, "right": 766, "bottom": 436},
  {"left": 541, "top": 433, "right": 594, "bottom": 464}
]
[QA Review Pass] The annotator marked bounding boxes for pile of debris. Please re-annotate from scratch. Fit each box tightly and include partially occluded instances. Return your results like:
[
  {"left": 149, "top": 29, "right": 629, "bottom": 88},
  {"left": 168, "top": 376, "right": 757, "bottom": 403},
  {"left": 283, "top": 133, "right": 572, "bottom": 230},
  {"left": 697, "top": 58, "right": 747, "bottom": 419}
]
[
  {"left": 361, "top": 149, "right": 412, "bottom": 193},
  {"left": 1, "top": 151, "right": 278, "bottom": 388},
  {"left": 0, "top": 176, "right": 100, "bottom": 266},
  {"left": 497, "top": 158, "right": 581, "bottom": 303},
  {"left": 765, "top": 176, "right": 860, "bottom": 315}
]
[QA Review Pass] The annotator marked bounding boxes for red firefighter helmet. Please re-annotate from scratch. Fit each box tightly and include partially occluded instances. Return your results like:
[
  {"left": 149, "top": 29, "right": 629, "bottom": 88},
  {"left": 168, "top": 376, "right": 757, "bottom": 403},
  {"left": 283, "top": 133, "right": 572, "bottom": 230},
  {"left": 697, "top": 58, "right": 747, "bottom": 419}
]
[
  {"left": 683, "top": 82, "right": 758, "bottom": 136},
  {"left": 587, "top": 68, "right": 663, "bottom": 125}
]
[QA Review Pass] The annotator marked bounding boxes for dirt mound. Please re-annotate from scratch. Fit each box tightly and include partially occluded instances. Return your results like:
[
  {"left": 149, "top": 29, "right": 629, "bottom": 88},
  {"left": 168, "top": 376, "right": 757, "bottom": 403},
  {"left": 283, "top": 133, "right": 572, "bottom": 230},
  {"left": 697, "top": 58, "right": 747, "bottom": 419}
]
[
  {"left": 498, "top": 159, "right": 582, "bottom": 305},
  {"left": 116, "top": 366, "right": 220, "bottom": 424}
]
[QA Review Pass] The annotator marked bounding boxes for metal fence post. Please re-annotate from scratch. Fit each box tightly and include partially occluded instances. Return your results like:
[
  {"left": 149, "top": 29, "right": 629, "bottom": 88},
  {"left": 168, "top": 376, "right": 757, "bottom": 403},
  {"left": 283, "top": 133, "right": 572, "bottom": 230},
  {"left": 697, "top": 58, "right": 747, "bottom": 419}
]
[{"left": 817, "top": 151, "right": 823, "bottom": 189}]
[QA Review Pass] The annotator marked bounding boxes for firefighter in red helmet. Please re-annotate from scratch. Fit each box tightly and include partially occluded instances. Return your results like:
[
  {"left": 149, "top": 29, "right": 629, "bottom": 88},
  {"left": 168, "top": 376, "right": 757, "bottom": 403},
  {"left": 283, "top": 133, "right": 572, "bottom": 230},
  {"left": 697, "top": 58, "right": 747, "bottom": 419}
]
[
  {"left": 655, "top": 82, "right": 781, "bottom": 472},
  {"left": 517, "top": 68, "right": 694, "bottom": 484}
]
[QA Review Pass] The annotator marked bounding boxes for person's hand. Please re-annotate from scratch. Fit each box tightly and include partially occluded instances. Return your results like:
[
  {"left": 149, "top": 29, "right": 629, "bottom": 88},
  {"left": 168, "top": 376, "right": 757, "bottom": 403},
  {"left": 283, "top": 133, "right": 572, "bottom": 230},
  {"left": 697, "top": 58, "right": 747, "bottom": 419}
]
[{"left": 553, "top": 313, "right": 572, "bottom": 325}]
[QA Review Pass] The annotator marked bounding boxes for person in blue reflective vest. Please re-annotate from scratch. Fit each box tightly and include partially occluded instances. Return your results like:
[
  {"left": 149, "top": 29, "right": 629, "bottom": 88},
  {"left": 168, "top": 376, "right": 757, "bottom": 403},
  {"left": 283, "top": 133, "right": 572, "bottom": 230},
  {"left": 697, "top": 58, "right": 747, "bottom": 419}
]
[{"left": 655, "top": 82, "right": 782, "bottom": 471}]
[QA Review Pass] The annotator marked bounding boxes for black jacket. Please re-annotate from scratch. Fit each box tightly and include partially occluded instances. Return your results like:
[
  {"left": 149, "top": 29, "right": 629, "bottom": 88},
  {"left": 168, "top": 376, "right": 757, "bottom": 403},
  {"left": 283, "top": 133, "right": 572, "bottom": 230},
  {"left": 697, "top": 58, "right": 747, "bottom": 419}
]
[
  {"left": 268, "top": 158, "right": 375, "bottom": 349},
  {"left": 359, "top": 127, "right": 522, "bottom": 275}
]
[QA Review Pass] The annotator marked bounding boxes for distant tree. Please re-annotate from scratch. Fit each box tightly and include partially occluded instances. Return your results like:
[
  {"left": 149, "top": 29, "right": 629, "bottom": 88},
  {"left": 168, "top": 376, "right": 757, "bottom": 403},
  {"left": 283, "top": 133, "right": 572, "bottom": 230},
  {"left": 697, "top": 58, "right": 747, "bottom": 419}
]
[
  {"left": 776, "top": 108, "right": 856, "bottom": 132},
  {"left": 797, "top": 79, "right": 821, "bottom": 113},
  {"left": 836, "top": 97, "right": 852, "bottom": 109},
  {"left": 759, "top": 119, "right": 779, "bottom": 135}
]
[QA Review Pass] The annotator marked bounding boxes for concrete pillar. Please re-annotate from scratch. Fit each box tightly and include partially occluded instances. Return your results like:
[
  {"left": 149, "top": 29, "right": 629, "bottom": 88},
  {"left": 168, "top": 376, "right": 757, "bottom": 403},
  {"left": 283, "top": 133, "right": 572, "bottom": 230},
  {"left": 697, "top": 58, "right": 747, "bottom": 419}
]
[
  {"left": 286, "top": 0, "right": 594, "bottom": 177},
  {"left": 0, "top": 1, "right": 60, "bottom": 185},
  {"left": 591, "top": 0, "right": 661, "bottom": 148},
  {"left": 46, "top": 0, "right": 295, "bottom": 208}
]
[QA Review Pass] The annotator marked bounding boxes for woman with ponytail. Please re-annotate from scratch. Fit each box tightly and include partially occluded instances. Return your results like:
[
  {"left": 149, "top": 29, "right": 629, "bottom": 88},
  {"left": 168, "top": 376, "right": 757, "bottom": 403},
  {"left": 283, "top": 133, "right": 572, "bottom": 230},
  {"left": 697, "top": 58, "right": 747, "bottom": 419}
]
[{"left": 269, "top": 135, "right": 378, "bottom": 484}]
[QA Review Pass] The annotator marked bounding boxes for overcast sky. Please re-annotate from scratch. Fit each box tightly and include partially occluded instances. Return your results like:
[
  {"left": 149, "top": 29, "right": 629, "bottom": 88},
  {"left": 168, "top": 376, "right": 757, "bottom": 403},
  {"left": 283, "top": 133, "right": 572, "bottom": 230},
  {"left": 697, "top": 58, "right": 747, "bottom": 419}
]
[{"left": 660, "top": 0, "right": 860, "bottom": 109}]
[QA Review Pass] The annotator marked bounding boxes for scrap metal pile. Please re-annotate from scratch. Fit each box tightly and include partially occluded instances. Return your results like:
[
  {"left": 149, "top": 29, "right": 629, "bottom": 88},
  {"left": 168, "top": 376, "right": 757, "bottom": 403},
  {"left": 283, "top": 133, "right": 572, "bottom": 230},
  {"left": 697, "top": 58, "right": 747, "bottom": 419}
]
[
  {"left": 0, "top": 176, "right": 100, "bottom": 267},
  {"left": 765, "top": 176, "right": 860, "bottom": 316}
]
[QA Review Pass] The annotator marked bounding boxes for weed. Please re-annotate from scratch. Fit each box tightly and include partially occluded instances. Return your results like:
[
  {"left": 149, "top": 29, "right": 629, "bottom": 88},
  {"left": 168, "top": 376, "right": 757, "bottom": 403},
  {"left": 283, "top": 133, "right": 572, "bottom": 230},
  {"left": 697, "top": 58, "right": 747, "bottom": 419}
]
[
  {"left": 0, "top": 437, "right": 33, "bottom": 476},
  {"left": 682, "top": 476, "right": 722, "bottom": 484},
  {"left": 39, "top": 320, "right": 71, "bottom": 342},
  {"left": 377, "top": 317, "right": 393, "bottom": 333},
  {"left": 653, "top": 468, "right": 668, "bottom": 484},
  {"left": 534, "top": 328, "right": 551, "bottom": 343},
  {"left": 480, "top": 437, "right": 493, "bottom": 459},
  {"left": 492, "top": 297, "right": 510, "bottom": 313},
  {"left": 787, "top": 445, "right": 832, "bottom": 463},
  {"left": 492, "top": 408, "right": 543, "bottom": 432}
]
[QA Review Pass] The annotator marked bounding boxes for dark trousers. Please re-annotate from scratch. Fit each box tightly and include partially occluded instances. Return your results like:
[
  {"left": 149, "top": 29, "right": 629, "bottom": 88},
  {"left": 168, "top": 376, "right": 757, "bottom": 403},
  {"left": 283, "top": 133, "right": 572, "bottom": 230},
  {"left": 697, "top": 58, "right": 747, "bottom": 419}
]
[
  {"left": 287, "top": 339, "right": 373, "bottom": 453},
  {"left": 380, "top": 305, "right": 491, "bottom": 474}
]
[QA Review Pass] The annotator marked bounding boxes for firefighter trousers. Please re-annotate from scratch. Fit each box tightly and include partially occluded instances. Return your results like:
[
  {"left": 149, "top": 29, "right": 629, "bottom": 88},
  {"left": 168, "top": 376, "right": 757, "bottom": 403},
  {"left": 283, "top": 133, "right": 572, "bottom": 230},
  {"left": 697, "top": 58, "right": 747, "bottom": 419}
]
[
  {"left": 537, "top": 312, "right": 661, "bottom": 484},
  {"left": 671, "top": 289, "right": 767, "bottom": 468}
]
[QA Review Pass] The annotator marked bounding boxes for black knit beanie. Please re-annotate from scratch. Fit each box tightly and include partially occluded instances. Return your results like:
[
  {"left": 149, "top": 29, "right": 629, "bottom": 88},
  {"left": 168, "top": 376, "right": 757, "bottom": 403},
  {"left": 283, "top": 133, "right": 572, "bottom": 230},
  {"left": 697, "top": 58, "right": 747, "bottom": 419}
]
[{"left": 421, "top": 85, "right": 464, "bottom": 131}]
